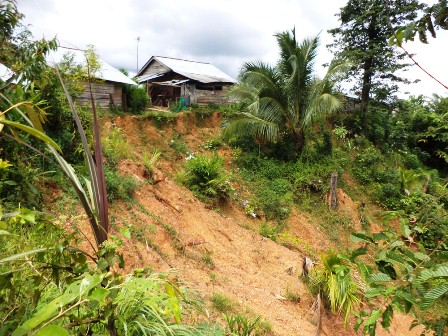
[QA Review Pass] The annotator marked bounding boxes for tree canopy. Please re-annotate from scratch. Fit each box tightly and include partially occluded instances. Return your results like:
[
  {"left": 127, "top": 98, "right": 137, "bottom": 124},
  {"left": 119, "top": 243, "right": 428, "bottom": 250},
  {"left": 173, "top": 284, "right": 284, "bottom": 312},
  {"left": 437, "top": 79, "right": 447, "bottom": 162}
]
[
  {"left": 328, "top": 0, "right": 423, "bottom": 127},
  {"left": 224, "top": 29, "right": 346, "bottom": 156}
]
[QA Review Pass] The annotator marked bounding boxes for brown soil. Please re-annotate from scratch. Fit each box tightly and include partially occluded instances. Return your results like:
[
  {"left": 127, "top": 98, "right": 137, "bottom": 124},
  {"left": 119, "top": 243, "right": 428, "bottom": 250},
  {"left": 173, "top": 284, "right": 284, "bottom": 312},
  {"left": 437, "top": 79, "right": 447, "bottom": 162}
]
[{"left": 50, "top": 112, "right": 426, "bottom": 336}]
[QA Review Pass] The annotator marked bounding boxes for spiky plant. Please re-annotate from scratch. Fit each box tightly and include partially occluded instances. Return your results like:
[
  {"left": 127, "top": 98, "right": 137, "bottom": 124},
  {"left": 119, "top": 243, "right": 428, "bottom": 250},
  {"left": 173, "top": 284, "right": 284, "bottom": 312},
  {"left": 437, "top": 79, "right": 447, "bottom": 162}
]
[{"left": 310, "top": 252, "right": 363, "bottom": 326}]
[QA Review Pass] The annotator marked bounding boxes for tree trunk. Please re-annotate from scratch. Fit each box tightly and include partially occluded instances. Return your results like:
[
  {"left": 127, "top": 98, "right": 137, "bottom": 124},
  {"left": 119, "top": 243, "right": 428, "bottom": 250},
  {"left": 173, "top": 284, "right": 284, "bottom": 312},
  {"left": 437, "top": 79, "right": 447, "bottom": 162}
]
[
  {"left": 295, "top": 128, "right": 306, "bottom": 153},
  {"left": 360, "top": 57, "right": 373, "bottom": 128},
  {"left": 360, "top": 16, "right": 377, "bottom": 130},
  {"left": 329, "top": 173, "right": 338, "bottom": 211}
]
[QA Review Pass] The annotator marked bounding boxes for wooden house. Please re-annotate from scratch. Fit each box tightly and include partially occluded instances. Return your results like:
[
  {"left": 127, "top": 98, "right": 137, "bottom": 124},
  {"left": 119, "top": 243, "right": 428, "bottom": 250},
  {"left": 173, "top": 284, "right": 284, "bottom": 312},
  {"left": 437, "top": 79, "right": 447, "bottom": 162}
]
[
  {"left": 136, "top": 56, "right": 236, "bottom": 107},
  {"left": 48, "top": 48, "right": 136, "bottom": 109}
]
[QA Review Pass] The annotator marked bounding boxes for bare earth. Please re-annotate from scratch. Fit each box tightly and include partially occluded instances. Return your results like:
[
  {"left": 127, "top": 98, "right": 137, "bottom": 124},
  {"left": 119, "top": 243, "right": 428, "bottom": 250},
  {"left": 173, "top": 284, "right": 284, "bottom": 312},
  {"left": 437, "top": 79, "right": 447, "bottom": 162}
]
[{"left": 50, "top": 113, "right": 427, "bottom": 336}]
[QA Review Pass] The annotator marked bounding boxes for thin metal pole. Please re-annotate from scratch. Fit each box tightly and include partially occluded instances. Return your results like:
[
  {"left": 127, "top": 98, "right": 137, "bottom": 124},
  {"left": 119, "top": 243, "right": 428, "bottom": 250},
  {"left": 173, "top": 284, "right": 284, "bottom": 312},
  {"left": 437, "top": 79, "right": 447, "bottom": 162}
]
[{"left": 136, "top": 36, "right": 140, "bottom": 74}]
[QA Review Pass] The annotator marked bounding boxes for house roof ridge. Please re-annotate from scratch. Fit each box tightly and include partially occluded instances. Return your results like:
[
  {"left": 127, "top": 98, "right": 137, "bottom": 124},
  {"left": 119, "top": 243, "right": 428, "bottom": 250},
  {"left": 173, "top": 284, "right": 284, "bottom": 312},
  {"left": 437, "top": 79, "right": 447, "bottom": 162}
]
[{"left": 155, "top": 56, "right": 210, "bottom": 65}]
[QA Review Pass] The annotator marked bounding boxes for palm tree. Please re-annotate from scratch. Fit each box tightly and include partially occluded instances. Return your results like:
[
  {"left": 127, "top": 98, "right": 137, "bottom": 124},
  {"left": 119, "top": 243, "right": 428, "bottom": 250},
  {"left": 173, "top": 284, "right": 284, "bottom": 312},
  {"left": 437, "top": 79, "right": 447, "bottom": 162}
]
[{"left": 224, "top": 29, "right": 347, "bottom": 154}]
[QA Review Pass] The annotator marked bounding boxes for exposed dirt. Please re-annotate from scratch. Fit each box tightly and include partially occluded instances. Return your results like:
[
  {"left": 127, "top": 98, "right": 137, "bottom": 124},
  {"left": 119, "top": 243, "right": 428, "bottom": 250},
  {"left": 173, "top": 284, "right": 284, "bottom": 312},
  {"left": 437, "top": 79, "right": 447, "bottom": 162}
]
[{"left": 50, "top": 112, "right": 426, "bottom": 336}]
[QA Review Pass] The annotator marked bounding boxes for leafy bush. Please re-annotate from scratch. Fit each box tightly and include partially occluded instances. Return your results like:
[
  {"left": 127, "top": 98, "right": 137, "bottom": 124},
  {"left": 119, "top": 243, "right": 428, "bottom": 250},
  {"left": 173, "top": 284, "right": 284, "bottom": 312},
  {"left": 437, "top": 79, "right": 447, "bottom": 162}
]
[
  {"left": 105, "top": 166, "right": 137, "bottom": 201},
  {"left": 255, "top": 182, "right": 292, "bottom": 220},
  {"left": 400, "top": 192, "right": 448, "bottom": 251},
  {"left": 352, "top": 146, "right": 383, "bottom": 185},
  {"left": 258, "top": 221, "right": 285, "bottom": 240},
  {"left": 180, "top": 154, "right": 231, "bottom": 202},
  {"left": 123, "top": 84, "right": 149, "bottom": 113}
]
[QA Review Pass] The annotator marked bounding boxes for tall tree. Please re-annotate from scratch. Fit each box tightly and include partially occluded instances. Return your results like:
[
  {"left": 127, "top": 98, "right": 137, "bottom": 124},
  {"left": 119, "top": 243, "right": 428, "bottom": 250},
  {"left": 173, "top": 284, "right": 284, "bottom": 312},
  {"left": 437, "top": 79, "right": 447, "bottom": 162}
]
[
  {"left": 328, "top": 0, "right": 423, "bottom": 129},
  {"left": 224, "top": 29, "right": 346, "bottom": 155}
]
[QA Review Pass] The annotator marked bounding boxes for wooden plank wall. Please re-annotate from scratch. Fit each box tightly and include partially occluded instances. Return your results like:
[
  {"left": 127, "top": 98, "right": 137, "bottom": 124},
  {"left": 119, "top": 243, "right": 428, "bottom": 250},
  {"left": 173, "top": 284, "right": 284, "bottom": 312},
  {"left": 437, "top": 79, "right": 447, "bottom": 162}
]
[
  {"left": 141, "top": 60, "right": 170, "bottom": 77},
  {"left": 195, "top": 86, "right": 231, "bottom": 105},
  {"left": 77, "top": 82, "right": 123, "bottom": 108}
]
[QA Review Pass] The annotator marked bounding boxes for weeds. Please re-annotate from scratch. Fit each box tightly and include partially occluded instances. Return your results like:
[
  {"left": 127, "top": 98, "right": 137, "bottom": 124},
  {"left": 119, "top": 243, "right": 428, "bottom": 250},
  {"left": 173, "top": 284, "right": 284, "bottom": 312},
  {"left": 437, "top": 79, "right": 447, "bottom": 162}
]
[
  {"left": 202, "top": 250, "right": 215, "bottom": 269},
  {"left": 102, "top": 127, "right": 134, "bottom": 166},
  {"left": 224, "top": 313, "right": 261, "bottom": 336},
  {"left": 211, "top": 293, "right": 234, "bottom": 313},
  {"left": 284, "top": 286, "right": 301, "bottom": 303},
  {"left": 142, "top": 149, "right": 161, "bottom": 175}
]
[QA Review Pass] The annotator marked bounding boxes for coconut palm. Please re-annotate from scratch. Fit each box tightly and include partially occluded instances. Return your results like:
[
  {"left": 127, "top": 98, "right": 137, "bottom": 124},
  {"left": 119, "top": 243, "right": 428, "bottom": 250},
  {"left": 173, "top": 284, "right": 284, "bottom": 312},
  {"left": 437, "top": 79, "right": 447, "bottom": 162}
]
[{"left": 224, "top": 29, "right": 347, "bottom": 154}]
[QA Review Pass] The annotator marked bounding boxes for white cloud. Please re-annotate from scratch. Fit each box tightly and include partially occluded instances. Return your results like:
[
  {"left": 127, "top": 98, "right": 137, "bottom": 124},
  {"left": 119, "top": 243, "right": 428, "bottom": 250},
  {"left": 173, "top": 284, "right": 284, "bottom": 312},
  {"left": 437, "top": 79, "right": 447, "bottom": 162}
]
[{"left": 17, "top": 0, "right": 448, "bottom": 97}]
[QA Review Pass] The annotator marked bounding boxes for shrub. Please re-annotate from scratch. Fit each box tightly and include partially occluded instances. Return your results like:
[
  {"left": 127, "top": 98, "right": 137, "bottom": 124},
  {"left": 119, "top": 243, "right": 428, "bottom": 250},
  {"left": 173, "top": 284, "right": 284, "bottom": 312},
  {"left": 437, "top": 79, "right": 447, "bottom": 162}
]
[
  {"left": 169, "top": 136, "right": 189, "bottom": 155},
  {"left": 181, "top": 154, "right": 231, "bottom": 202},
  {"left": 123, "top": 84, "right": 149, "bottom": 113},
  {"left": 309, "top": 252, "right": 362, "bottom": 326},
  {"left": 255, "top": 183, "right": 292, "bottom": 220},
  {"left": 400, "top": 192, "right": 448, "bottom": 251},
  {"left": 105, "top": 166, "right": 137, "bottom": 201},
  {"left": 258, "top": 221, "right": 285, "bottom": 240}
]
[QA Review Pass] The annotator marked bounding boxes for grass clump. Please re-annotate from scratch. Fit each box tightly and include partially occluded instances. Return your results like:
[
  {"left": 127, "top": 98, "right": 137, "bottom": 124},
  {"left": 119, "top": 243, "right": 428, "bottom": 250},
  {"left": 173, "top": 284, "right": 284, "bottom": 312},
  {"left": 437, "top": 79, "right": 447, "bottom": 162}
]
[
  {"left": 142, "top": 149, "right": 161, "bottom": 176},
  {"left": 224, "top": 313, "right": 261, "bottom": 336},
  {"left": 102, "top": 127, "right": 133, "bottom": 166},
  {"left": 211, "top": 293, "right": 234, "bottom": 313},
  {"left": 202, "top": 250, "right": 215, "bottom": 269},
  {"left": 285, "top": 286, "right": 301, "bottom": 303},
  {"left": 258, "top": 221, "right": 285, "bottom": 241}
]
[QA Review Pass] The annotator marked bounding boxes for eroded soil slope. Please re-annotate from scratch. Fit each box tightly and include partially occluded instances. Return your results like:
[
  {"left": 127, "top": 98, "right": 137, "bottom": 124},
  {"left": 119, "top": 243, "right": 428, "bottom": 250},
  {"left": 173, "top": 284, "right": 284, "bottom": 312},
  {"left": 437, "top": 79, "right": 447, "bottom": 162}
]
[{"left": 51, "top": 113, "right": 425, "bottom": 336}]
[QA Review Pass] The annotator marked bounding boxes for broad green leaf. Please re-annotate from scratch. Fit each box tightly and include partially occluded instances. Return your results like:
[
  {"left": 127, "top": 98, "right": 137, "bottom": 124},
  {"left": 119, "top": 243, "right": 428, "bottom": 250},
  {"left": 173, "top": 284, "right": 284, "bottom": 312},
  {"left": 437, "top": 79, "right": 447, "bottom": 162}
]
[
  {"left": 88, "top": 287, "right": 109, "bottom": 303},
  {"left": 0, "top": 230, "right": 13, "bottom": 236},
  {"left": 120, "top": 227, "right": 131, "bottom": 240},
  {"left": 12, "top": 273, "right": 102, "bottom": 336},
  {"left": 0, "top": 119, "right": 61, "bottom": 152},
  {"left": 387, "top": 241, "right": 404, "bottom": 250},
  {"left": 415, "top": 265, "right": 448, "bottom": 284},
  {"left": 400, "top": 222, "right": 411, "bottom": 238},
  {"left": 421, "top": 284, "right": 448, "bottom": 309},
  {"left": 381, "top": 305, "right": 393, "bottom": 329},
  {"left": 35, "top": 325, "right": 70, "bottom": 336},
  {"left": 364, "top": 308, "right": 381, "bottom": 327},
  {"left": 351, "top": 232, "right": 375, "bottom": 244},
  {"left": 368, "top": 273, "right": 392, "bottom": 283},
  {"left": 165, "top": 283, "right": 182, "bottom": 324},
  {"left": 349, "top": 247, "right": 368, "bottom": 261},
  {"left": 24, "top": 104, "right": 43, "bottom": 132},
  {"left": 372, "top": 232, "right": 388, "bottom": 241}
]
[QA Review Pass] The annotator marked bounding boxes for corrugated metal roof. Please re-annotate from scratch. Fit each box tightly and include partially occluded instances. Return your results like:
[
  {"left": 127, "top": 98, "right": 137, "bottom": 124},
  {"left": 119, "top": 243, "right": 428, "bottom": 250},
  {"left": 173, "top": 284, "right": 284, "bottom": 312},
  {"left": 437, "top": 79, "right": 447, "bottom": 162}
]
[
  {"left": 138, "top": 56, "right": 236, "bottom": 84},
  {"left": 47, "top": 48, "right": 136, "bottom": 86}
]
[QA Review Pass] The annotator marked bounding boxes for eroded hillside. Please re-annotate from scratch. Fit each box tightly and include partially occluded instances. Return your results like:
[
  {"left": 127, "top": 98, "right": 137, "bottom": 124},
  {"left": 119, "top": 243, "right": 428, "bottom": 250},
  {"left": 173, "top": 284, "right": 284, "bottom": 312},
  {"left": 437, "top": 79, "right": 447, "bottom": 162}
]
[{"left": 46, "top": 112, "right": 425, "bottom": 336}]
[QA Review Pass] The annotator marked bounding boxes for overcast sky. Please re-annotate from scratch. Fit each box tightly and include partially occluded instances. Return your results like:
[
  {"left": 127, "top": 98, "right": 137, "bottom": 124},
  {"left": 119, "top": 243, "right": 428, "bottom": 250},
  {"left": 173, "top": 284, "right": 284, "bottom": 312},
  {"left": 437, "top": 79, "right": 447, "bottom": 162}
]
[{"left": 17, "top": 0, "right": 448, "bottom": 98}]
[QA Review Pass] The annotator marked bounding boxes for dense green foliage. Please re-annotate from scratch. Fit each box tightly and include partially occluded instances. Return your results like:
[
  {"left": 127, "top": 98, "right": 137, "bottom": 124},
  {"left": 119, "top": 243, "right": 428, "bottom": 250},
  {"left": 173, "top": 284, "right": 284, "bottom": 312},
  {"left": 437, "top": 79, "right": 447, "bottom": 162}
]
[
  {"left": 123, "top": 83, "right": 149, "bottom": 113},
  {"left": 224, "top": 29, "right": 346, "bottom": 157},
  {"left": 179, "top": 153, "right": 232, "bottom": 203},
  {"left": 329, "top": 0, "right": 422, "bottom": 125},
  {"left": 2, "top": 1, "right": 448, "bottom": 335}
]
